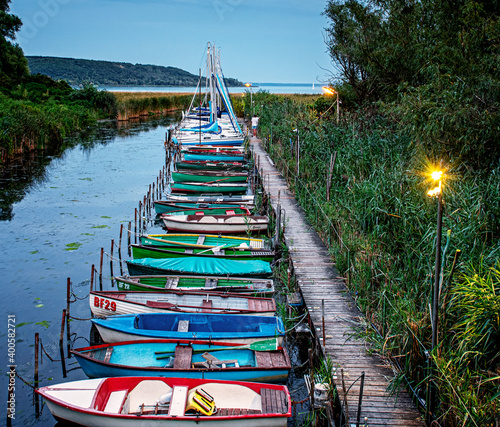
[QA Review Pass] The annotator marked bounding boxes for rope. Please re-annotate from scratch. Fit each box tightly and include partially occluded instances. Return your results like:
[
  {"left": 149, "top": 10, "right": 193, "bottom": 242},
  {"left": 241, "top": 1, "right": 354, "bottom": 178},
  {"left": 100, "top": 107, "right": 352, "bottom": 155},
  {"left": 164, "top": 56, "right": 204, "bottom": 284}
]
[
  {"left": 69, "top": 315, "right": 94, "bottom": 321},
  {"left": 15, "top": 371, "right": 36, "bottom": 390},
  {"left": 39, "top": 339, "right": 62, "bottom": 363},
  {"left": 284, "top": 311, "right": 310, "bottom": 333}
]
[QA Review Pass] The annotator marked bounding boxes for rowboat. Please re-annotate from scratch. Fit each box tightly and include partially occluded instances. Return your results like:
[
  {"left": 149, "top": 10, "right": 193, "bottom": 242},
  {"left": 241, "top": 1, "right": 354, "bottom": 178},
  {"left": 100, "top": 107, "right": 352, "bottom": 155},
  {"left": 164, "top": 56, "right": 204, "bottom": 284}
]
[
  {"left": 162, "top": 215, "right": 269, "bottom": 234},
  {"left": 182, "top": 146, "right": 246, "bottom": 154},
  {"left": 130, "top": 244, "right": 275, "bottom": 262},
  {"left": 139, "top": 234, "right": 270, "bottom": 250},
  {"left": 171, "top": 171, "right": 249, "bottom": 183},
  {"left": 175, "top": 161, "right": 250, "bottom": 172},
  {"left": 90, "top": 290, "right": 276, "bottom": 317},
  {"left": 165, "top": 194, "right": 254, "bottom": 204},
  {"left": 161, "top": 206, "right": 250, "bottom": 217},
  {"left": 71, "top": 339, "right": 291, "bottom": 383},
  {"left": 91, "top": 313, "right": 285, "bottom": 345},
  {"left": 37, "top": 376, "right": 291, "bottom": 426},
  {"left": 183, "top": 153, "right": 245, "bottom": 162},
  {"left": 115, "top": 275, "right": 275, "bottom": 295},
  {"left": 126, "top": 257, "right": 272, "bottom": 278},
  {"left": 170, "top": 182, "right": 248, "bottom": 194},
  {"left": 154, "top": 201, "right": 254, "bottom": 214}
]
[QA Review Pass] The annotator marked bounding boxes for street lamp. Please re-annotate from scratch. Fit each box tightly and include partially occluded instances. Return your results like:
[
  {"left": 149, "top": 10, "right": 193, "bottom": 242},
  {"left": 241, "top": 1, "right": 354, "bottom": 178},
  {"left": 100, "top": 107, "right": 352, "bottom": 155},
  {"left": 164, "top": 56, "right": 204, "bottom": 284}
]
[
  {"left": 426, "top": 167, "right": 444, "bottom": 423},
  {"left": 245, "top": 83, "right": 253, "bottom": 116},
  {"left": 322, "top": 86, "right": 340, "bottom": 125}
]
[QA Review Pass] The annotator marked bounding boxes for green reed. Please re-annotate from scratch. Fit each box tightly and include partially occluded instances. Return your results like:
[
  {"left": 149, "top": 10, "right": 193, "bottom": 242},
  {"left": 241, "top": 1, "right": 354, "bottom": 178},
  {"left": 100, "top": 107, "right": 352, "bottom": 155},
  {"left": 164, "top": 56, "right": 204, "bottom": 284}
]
[{"left": 254, "top": 93, "right": 500, "bottom": 426}]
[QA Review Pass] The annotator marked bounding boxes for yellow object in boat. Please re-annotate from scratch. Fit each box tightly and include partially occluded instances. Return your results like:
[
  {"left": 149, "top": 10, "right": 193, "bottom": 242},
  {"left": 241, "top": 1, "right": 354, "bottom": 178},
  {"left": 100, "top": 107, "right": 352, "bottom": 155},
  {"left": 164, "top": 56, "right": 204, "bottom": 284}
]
[{"left": 186, "top": 388, "right": 216, "bottom": 416}]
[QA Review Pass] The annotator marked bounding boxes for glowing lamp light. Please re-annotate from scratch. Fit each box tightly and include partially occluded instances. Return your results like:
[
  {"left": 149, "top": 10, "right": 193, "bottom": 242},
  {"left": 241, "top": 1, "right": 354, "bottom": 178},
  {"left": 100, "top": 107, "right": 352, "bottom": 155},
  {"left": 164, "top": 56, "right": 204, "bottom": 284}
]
[
  {"left": 431, "top": 171, "right": 443, "bottom": 181},
  {"left": 427, "top": 170, "right": 443, "bottom": 197},
  {"left": 322, "top": 86, "right": 335, "bottom": 95}
]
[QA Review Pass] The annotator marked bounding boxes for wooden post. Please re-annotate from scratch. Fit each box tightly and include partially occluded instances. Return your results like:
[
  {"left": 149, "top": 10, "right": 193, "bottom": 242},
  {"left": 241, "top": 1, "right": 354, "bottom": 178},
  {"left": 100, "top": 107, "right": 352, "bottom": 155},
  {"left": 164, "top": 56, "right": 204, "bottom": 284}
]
[
  {"left": 99, "top": 248, "right": 104, "bottom": 290},
  {"left": 134, "top": 209, "right": 138, "bottom": 244},
  {"left": 128, "top": 221, "right": 132, "bottom": 256},
  {"left": 341, "top": 368, "right": 349, "bottom": 425},
  {"left": 59, "top": 310, "right": 67, "bottom": 378},
  {"left": 322, "top": 299, "right": 326, "bottom": 347},
  {"left": 309, "top": 348, "right": 315, "bottom": 409},
  {"left": 119, "top": 224, "right": 123, "bottom": 261},
  {"left": 356, "top": 372, "right": 365, "bottom": 427},
  {"left": 66, "top": 278, "right": 71, "bottom": 357},
  {"left": 34, "top": 332, "right": 40, "bottom": 416},
  {"left": 110, "top": 239, "right": 114, "bottom": 286},
  {"left": 90, "top": 264, "right": 95, "bottom": 292}
]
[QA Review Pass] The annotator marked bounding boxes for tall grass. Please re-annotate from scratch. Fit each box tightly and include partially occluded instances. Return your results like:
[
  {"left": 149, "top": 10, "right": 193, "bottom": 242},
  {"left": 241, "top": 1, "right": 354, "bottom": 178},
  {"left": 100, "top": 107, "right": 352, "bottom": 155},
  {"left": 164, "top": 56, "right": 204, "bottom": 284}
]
[
  {"left": 114, "top": 92, "right": 195, "bottom": 121},
  {"left": 253, "top": 92, "right": 500, "bottom": 426}
]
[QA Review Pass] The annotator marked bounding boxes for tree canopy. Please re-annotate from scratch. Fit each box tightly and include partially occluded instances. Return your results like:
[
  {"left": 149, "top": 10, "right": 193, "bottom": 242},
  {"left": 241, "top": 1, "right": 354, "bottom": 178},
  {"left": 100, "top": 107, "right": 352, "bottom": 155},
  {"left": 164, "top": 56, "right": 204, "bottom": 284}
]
[
  {"left": 0, "top": 0, "right": 29, "bottom": 87},
  {"left": 323, "top": 0, "right": 500, "bottom": 170}
]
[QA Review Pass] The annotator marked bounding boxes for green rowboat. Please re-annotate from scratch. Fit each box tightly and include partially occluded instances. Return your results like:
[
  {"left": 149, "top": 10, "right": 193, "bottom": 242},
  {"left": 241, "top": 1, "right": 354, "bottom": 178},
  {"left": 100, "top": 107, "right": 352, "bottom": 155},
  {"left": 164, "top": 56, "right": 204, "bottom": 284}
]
[
  {"left": 140, "top": 233, "right": 269, "bottom": 249},
  {"left": 115, "top": 275, "right": 275, "bottom": 295},
  {"left": 171, "top": 171, "right": 248, "bottom": 183},
  {"left": 170, "top": 182, "right": 248, "bottom": 194}
]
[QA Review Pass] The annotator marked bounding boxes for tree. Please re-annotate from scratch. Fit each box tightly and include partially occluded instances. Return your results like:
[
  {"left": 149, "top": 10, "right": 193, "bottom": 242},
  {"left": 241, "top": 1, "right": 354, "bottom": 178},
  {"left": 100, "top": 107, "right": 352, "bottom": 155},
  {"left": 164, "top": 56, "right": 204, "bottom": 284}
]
[{"left": 0, "top": 0, "right": 29, "bottom": 88}]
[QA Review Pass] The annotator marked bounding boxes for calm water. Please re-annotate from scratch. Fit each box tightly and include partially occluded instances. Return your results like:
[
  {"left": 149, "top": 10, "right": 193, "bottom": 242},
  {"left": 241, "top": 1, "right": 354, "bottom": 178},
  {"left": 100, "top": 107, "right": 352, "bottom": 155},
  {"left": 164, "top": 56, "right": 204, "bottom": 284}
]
[
  {"left": 0, "top": 117, "right": 177, "bottom": 426},
  {"left": 0, "top": 116, "right": 310, "bottom": 426}
]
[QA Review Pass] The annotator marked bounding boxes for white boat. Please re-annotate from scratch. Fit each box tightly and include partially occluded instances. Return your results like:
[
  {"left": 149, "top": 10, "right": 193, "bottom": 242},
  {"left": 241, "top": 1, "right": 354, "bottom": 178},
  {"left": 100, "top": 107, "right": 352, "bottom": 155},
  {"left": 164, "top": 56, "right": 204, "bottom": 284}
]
[
  {"left": 89, "top": 290, "right": 276, "bottom": 317},
  {"left": 37, "top": 377, "right": 291, "bottom": 426},
  {"left": 162, "top": 214, "right": 269, "bottom": 234}
]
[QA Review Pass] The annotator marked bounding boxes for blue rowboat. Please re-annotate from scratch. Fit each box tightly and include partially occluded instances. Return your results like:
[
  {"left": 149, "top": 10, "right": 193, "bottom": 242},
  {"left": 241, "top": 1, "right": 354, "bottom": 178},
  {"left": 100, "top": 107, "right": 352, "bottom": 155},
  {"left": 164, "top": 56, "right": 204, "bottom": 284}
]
[
  {"left": 126, "top": 257, "right": 272, "bottom": 278},
  {"left": 71, "top": 339, "right": 291, "bottom": 383},
  {"left": 91, "top": 313, "right": 285, "bottom": 346}
]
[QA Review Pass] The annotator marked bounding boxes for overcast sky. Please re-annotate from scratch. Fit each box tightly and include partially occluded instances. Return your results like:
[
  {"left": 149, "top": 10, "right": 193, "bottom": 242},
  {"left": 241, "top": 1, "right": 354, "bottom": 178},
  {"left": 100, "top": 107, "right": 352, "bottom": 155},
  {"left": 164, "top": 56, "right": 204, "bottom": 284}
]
[{"left": 10, "top": 0, "right": 334, "bottom": 84}]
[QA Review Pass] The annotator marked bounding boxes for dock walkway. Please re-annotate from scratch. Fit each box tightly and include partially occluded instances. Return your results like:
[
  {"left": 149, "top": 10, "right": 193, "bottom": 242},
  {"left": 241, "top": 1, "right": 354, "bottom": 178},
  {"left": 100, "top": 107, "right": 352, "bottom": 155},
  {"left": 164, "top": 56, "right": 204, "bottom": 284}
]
[{"left": 250, "top": 136, "right": 425, "bottom": 426}]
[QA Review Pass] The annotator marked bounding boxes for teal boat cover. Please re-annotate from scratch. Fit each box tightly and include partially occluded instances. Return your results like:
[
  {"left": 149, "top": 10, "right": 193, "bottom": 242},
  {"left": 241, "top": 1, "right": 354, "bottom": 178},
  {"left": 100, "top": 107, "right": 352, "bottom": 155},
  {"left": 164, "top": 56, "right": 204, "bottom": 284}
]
[{"left": 127, "top": 257, "right": 272, "bottom": 277}]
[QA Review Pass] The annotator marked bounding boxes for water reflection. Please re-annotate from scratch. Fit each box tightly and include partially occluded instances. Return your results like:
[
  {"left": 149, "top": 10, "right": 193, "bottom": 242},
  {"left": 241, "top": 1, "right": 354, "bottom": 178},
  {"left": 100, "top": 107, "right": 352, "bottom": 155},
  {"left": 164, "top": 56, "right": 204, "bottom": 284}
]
[{"left": 0, "top": 115, "right": 180, "bottom": 221}]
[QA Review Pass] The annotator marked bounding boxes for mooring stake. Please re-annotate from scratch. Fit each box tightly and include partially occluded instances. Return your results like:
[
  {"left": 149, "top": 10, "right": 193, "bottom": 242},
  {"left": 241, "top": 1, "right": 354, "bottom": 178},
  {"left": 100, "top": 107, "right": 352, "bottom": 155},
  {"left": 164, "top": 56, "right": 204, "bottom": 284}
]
[{"left": 59, "top": 310, "right": 67, "bottom": 378}]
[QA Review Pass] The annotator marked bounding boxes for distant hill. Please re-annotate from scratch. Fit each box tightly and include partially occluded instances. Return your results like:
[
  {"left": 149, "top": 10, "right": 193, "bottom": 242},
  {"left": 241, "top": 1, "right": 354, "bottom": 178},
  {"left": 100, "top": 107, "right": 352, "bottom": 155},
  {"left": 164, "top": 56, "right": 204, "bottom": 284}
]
[{"left": 26, "top": 56, "right": 244, "bottom": 87}]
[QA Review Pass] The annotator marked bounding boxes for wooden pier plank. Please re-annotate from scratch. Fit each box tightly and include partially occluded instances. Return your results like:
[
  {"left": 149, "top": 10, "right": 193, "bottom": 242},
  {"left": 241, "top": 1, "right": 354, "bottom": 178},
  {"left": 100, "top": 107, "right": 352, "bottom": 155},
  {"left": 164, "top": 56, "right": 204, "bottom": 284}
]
[{"left": 251, "top": 137, "right": 425, "bottom": 426}]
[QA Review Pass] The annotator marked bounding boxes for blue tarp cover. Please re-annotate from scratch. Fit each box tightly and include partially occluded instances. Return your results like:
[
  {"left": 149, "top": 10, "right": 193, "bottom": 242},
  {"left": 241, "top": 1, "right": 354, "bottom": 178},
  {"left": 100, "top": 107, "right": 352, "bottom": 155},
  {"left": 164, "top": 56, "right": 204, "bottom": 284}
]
[{"left": 127, "top": 257, "right": 272, "bottom": 276}]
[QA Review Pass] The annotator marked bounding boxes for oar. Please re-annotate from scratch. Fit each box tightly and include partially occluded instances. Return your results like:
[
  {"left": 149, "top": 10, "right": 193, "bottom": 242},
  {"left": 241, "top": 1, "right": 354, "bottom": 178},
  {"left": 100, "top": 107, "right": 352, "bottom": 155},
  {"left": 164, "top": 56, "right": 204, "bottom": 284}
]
[
  {"left": 154, "top": 338, "right": 279, "bottom": 359},
  {"left": 204, "top": 177, "right": 231, "bottom": 185}
]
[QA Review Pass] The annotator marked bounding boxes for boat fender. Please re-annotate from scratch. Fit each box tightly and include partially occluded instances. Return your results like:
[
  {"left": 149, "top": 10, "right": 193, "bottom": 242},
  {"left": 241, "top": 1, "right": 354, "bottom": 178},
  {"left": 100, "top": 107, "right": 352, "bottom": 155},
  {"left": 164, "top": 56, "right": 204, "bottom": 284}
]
[{"left": 157, "top": 391, "right": 172, "bottom": 405}]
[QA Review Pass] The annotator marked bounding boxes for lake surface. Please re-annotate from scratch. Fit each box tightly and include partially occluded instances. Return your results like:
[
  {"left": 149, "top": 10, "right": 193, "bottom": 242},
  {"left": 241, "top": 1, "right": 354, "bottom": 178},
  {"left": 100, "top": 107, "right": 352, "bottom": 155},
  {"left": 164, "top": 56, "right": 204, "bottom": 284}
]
[
  {"left": 101, "top": 83, "right": 325, "bottom": 95},
  {"left": 0, "top": 117, "right": 178, "bottom": 426},
  {"left": 0, "top": 115, "right": 310, "bottom": 426}
]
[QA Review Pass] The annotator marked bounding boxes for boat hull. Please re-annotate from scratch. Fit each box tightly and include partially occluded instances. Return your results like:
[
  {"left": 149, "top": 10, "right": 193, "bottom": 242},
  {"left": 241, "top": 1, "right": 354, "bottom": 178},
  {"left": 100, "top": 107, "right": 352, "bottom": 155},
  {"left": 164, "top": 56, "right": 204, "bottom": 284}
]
[
  {"left": 131, "top": 244, "right": 275, "bottom": 262},
  {"left": 115, "top": 275, "right": 275, "bottom": 296},
  {"left": 92, "top": 313, "right": 285, "bottom": 345},
  {"left": 172, "top": 172, "right": 248, "bottom": 183},
  {"left": 38, "top": 377, "right": 290, "bottom": 427},
  {"left": 170, "top": 182, "right": 248, "bottom": 194},
  {"left": 89, "top": 290, "right": 276, "bottom": 317},
  {"left": 161, "top": 215, "right": 269, "bottom": 234}
]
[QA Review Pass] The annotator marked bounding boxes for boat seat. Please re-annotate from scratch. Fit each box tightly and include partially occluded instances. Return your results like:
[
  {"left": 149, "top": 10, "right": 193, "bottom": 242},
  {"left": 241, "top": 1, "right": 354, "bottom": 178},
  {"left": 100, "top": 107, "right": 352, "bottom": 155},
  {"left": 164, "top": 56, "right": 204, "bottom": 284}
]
[
  {"left": 188, "top": 383, "right": 261, "bottom": 410},
  {"left": 127, "top": 380, "right": 172, "bottom": 414},
  {"left": 225, "top": 217, "right": 245, "bottom": 224},
  {"left": 196, "top": 235, "right": 206, "bottom": 245},
  {"left": 178, "top": 320, "right": 189, "bottom": 332},
  {"left": 168, "top": 386, "right": 189, "bottom": 416},
  {"left": 104, "top": 390, "right": 127, "bottom": 413},
  {"left": 165, "top": 278, "right": 179, "bottom": 289},
  {"left": 202, "top": 216, "right": 218, "bottom": 223}
]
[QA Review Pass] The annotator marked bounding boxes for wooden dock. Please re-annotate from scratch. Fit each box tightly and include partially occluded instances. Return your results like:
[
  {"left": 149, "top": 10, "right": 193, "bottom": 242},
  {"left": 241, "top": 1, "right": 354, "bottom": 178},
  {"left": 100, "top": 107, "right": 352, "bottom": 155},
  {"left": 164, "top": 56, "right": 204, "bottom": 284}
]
[{"left": 250, "top": 136, "right": 425, "bottom": 427}]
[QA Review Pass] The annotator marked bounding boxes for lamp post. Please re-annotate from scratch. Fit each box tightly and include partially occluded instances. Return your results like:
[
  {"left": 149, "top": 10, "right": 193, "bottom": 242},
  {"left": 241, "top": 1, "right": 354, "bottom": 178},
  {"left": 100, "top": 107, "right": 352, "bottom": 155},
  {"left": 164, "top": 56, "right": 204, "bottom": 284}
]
[
  {"left": 245, "top": 83, "right": 253, "bottom": 116},
  {"left": 322, "top": 86, "right": 340, "bottom": 125},
  {"left": 426, "top": 168, "right": 444, "bottom": 423}
]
